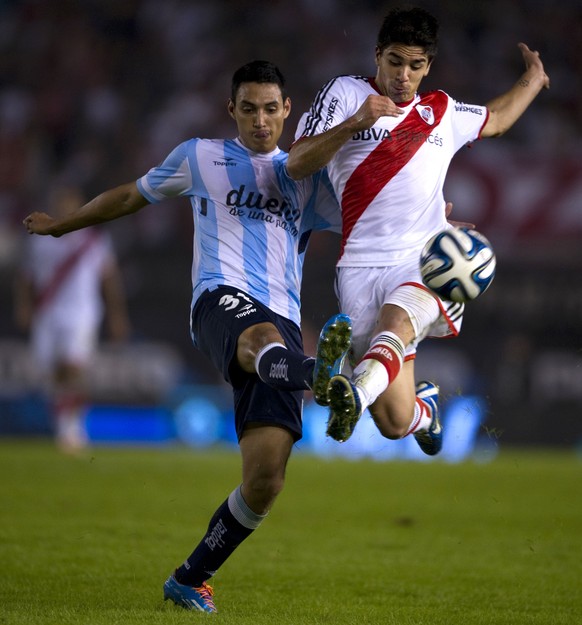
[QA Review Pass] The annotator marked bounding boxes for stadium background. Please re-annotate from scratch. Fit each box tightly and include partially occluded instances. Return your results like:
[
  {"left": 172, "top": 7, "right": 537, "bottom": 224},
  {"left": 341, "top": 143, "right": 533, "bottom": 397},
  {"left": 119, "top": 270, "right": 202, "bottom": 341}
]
[{"left": 0, "top": 0, "right": 580, "bottom": 455}]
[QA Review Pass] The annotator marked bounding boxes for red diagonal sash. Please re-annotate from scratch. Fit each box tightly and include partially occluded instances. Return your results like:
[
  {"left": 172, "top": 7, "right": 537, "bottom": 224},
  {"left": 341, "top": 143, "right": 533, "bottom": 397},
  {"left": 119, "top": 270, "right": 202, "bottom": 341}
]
[
  {"left": 340, "top": 91, "right": 448, "bottom": 257},
  {"left": 35, "top": 231, "right": 99, "bottom": 312}
]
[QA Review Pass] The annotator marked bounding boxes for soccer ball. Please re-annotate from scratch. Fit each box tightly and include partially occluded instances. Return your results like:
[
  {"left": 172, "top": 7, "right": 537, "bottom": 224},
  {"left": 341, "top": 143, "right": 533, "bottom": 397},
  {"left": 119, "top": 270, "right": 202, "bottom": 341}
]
[{"left": 419, "top": 227, "right": 496, "bottom": 303}]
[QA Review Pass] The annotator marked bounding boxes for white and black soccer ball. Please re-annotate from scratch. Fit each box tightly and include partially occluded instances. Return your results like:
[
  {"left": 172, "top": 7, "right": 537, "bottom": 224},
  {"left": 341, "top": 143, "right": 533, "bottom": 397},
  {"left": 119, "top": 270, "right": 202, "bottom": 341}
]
[{"left": 419, "top": 227, "right": 496, "bottom": 303}]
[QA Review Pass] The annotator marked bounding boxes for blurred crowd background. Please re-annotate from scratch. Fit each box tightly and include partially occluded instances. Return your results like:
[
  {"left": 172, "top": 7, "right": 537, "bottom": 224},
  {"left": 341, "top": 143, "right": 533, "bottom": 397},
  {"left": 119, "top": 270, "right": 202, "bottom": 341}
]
[{"left": 1, "top": 0, "right": 581, "bottom": 454}]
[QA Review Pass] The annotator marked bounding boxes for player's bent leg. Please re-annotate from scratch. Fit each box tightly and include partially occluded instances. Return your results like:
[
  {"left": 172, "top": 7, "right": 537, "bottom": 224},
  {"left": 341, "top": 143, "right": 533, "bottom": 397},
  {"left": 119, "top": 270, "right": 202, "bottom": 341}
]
[
  {"left": 165, "top": 426, "right": 293, "bottom": 612},
  {"left": 326, "top": 304, "right": 413, "bottom": 443},
  {"left": 369, "top": 360, "right": 418, "bottom": 439},
  {"left": 369, "top": 367, "right": 444, "bottom": 456},
  {"left": 312, "top": 313, "right": 352, "bottom": 406},
  {"left": 237, "top": 322, "right": 285, "bottom": 374}
]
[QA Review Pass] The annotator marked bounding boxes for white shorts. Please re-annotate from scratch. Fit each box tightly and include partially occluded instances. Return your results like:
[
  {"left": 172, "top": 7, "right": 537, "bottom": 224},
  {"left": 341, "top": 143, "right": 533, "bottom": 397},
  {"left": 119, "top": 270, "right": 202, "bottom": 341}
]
[
  {"left": 31, "top": 310, "right": 99, "bottom": 372},
  {"left": 336, "top": 257, "right": 464, "bottom": 362}
]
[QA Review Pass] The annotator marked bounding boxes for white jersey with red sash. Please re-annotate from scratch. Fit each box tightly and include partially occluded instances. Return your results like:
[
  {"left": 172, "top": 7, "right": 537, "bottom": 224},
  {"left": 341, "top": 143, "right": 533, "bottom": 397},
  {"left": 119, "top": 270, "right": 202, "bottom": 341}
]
[
  {"left": 24, "top": 229, "right": 114, "bottom": 368},
  {"left": 294, "top": 75, "right": 488, "bottom": 266}
]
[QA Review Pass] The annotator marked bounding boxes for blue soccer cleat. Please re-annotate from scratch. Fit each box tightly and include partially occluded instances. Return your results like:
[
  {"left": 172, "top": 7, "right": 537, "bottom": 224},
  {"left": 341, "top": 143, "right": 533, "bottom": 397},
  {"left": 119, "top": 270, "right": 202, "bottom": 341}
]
[
  {"left": 325, "top": 374, "right": 363, "bottom": 442},
  {"left": 163, "top": 574, "right": 217, "bottom": 613},
  {"left": 312, "top": 313, "right": 352, "bottom": 406},
  {"left": 413, "top": 380, "right": 443, "bottom": 456}
]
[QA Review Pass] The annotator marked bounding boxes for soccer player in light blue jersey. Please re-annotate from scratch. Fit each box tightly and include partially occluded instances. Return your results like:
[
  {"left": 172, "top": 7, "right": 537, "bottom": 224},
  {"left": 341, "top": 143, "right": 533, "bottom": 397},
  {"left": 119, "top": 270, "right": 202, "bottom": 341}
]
[{"left": 23, "top": 60, "right": 351, "bottom": 613}]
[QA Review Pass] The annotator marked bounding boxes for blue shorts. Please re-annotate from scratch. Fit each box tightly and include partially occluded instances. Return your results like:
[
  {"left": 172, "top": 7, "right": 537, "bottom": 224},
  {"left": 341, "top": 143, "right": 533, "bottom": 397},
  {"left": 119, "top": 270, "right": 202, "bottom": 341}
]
[{"left": 191, "top": 286, "right": 304, "bottom": 442}]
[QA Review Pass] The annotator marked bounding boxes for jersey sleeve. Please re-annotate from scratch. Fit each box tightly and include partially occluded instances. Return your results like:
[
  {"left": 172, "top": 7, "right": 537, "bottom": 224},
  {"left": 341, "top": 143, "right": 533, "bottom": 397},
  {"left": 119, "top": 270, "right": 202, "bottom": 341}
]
[
  {"left": 136, "top": 139, "right": 196, "bottom": 203},
  {"left": 294, "top": 76, "right": 353, "bottom": 141},
  {"left": 449, "top": 97, "right": 489, "bottom": 147}
]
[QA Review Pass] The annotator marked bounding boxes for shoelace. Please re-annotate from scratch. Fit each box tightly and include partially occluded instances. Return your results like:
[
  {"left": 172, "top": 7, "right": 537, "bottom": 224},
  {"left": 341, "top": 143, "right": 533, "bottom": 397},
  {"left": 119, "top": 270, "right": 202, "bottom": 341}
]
[{"left": 195, "top": 582, "right": 216, "bottom": 611}]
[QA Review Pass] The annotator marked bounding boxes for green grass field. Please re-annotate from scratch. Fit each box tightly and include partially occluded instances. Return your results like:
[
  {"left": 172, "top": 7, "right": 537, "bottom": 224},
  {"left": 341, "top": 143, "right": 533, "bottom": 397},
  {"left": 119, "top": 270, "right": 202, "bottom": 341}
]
[{"left": 1, "top": 440, "right": 581, "bottom": 625}]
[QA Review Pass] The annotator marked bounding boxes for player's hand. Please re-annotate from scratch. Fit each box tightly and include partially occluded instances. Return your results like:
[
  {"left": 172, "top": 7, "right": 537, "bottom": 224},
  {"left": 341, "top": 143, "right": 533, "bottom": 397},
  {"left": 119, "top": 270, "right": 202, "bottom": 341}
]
[
  {"left": 23, "top": 212, "right": 58, "bottom": 236},
  {"left": 518, "top": 42, "right": 550, "bottom": 90},
  {"left": 349, "top": 95, "right": 404, "bottom": 131},
  {"left": 445, "top": 201, "right": 475, "bottom": 229}
]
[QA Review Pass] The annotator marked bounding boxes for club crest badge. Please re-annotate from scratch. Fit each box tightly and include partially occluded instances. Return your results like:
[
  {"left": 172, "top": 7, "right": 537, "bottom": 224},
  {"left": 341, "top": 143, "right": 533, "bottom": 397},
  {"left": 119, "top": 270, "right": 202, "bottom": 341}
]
[{"left": 415, "top": 104, "right": 435, "bottom": 125}]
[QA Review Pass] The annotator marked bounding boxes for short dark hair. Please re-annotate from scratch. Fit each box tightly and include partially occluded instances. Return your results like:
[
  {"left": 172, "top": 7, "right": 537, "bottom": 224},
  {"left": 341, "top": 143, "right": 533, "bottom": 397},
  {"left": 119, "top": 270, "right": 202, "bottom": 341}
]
[
  {"left": 377, "top": 6, "right": 439, "bottom": 59},
  {"left": 230, "top": 60, "right": 287, "bottom": 102}
]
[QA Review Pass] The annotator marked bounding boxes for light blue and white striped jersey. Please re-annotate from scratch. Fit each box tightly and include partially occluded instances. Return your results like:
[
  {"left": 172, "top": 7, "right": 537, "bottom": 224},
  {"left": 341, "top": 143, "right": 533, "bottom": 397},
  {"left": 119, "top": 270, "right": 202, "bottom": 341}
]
[{"left": 137, "top": 137, "right": 339, "bottom": 334}]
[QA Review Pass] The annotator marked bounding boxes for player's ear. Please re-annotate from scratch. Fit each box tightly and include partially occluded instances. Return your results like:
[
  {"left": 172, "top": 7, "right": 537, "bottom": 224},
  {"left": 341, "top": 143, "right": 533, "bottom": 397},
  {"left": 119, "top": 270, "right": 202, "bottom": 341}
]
[
  {"left": 374, "top": 46, "right": 382, "bottom": 66},
  {"left": 227, "top": 98, "right": 236, "bottom": 119},
  {"left": 283, "top": 97, "right": 291, "bottom": 119},
  {"left": 424, "top": 59, "right": 433, "bottom": 77}
]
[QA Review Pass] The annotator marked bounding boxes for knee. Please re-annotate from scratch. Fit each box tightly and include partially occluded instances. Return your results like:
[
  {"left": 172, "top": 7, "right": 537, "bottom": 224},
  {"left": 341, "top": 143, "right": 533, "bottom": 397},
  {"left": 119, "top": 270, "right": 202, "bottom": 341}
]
[
  {"left": 244, "top": 472, "right": 285, "bottom": 514},
  {"left": 237, "top": 322, "right": 284, "bottom": 373},
  {"left": 375, "top": 422, "right": 409, "bottom": 440},
  {"left": 370, "top": 407, "right": 411, "bottom": 440}
]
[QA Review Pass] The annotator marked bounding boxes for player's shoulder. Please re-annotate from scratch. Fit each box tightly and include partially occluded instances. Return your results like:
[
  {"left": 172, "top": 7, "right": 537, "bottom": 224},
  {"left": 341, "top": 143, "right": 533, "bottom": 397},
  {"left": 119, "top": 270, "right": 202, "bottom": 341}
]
[
  {"left": 420, "top": 89, "right": 486, "bottom": 110},
  {"left": 176, "top": 137, "right": 241, "bottom": 164},
  {"left": 312, "top": 75, "right": 375, "bottom": 110},
  {"left": 418, "top": 89, "right": 451, "bottom": 102},
  {"left": 416, "top": 89, "right": 457, "bottom": 117},
  {"left": 175, "top": 137, "right": 229, "bottom": 150},
  {"left": 180, "top": 137, "right": 221, "bottom": 152},
  {"left": 423, "top": 90, "right": 487, "bottom": 119},
  {"left": 322, "top": 74, "right": 373, "bottom": 89},
  {"left": 335, "top": 73, "right": 372, "bottom": 83}
]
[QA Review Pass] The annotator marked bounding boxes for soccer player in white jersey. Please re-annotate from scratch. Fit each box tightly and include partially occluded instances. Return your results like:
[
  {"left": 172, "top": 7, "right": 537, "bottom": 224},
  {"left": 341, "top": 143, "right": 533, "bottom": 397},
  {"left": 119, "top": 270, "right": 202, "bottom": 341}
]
[
  {"left": 287, "top": 6, "right": 549, "bottom": 449},
  {"left": 23, "top": 61, "right": 351, "bottom": 613},
  {"left": 15, "top": 185, "right": 129, "bottom": 452}
]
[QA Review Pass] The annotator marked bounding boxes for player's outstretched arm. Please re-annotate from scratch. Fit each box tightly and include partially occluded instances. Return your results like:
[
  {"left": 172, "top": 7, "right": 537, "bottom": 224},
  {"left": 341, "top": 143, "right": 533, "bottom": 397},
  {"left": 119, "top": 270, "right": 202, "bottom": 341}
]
[
  {"left": 287, "top": 95, "right": 403, "bottom": 180},
  {"left": 23, "top": 182, "right": 149, "bottom": 237},
  {"left": 481, "top": 43, "right": 550, "bottom": 138}
]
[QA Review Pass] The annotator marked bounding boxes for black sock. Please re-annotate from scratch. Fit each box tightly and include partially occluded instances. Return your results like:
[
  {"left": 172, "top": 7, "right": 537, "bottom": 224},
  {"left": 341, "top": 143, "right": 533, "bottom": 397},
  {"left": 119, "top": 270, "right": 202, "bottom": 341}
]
[
  {"left": 174, "top": 486, "right": 266, "bottom": 587},
  {"left": 255, "top": 342, "right": 315, "bottom": 391}
]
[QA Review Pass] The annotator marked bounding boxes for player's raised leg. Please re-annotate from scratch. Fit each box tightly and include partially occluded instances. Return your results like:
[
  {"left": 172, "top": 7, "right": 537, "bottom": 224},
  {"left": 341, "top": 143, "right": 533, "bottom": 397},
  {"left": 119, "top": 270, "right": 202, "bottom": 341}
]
[{"left": 326, "top": 329, "right": 405, "bottom": 442}]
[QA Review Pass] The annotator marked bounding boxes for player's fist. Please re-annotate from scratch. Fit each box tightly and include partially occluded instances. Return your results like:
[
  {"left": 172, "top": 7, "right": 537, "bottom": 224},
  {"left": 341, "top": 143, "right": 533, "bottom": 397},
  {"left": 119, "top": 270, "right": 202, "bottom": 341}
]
[
  {"left": 23, "top": 212, "right": 57, "bottom": 236},
  {"left": 350, "top": 95, "right": 404, "bottom": 131}
]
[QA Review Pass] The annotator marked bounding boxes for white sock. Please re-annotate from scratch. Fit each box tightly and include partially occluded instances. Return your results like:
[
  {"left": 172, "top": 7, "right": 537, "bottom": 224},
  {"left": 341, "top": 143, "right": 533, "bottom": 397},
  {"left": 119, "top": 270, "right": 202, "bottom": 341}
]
[
  {"left": 407, "top": 398, "right": 432, "bottom": 435},
  {"left": 351, "top": 358, "right": 389, "bottom": 413}
]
